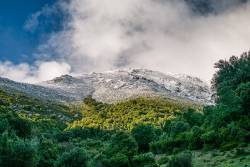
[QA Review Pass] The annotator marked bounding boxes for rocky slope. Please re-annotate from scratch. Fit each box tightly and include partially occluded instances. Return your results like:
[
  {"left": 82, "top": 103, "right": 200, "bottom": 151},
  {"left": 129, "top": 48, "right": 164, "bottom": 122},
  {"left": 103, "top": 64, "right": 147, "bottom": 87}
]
[{"left": 0, "top": 69, "right": 213, "bottom": 104}]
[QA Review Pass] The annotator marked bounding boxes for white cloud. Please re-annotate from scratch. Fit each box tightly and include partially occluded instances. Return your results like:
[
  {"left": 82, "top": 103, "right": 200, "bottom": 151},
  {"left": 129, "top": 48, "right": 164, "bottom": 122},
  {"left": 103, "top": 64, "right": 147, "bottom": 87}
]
[
  {"left": 36, "top": 61, "right": 71, "bottom": 81},
  {"left": 2, "top": 0, "right": 250, "bottom": 83},
  {"left": 38, "top": 0, "right": 250, "bottom": 81},
  {"left": 0, "top": 61, "right": 71, "bottom": 83},
  {"left": 24, "top": 5, "right": 49, "bottom": 32},
  {"left": 23, "top": 3, "right": 62, "bottom": 32}
]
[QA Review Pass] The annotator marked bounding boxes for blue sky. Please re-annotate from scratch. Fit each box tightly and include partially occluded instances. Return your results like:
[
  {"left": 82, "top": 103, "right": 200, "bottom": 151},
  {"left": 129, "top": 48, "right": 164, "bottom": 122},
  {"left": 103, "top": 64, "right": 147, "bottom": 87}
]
[{"left": 0, "top": 0, "right": 59, "bottom": 63}]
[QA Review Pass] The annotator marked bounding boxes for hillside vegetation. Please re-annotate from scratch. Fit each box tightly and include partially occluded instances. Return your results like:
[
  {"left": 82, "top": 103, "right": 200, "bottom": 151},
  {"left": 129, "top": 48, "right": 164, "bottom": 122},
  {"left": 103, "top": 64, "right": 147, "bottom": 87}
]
[
  {"left": 69, "top": 97, "right": 198, "bottom": 131},
  {"left": 0, "top": 52, "right": 250, "bottom": 167}
]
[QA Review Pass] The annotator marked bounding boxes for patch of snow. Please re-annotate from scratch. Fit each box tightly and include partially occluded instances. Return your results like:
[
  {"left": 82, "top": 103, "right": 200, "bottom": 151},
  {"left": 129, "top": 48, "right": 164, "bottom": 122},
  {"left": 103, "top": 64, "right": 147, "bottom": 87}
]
[{"left": 0, "top": 68, "right": 214, "bottom": 104}]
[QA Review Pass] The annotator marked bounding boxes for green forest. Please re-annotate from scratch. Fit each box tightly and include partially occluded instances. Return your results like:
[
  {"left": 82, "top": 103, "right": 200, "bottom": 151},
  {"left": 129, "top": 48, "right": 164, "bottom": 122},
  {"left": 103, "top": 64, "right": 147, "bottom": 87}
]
[{"left": 0, "top": 52, "right": 250, "bottom": 167}]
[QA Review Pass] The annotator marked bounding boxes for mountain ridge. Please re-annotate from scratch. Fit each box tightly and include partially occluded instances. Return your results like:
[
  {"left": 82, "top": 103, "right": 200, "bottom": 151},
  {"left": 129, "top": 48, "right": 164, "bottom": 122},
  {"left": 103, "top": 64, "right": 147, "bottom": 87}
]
[{"left": 0, "top": 69, "right": 213, "bottom": 104}]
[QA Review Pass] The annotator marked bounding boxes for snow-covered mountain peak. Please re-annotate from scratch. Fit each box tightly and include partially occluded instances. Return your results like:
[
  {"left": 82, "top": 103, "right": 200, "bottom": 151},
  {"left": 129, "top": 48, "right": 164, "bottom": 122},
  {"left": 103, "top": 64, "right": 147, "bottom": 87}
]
[
  {"left": 0, "top": 69, "right": 214, "bottom": 104},
  {"left": 41, "top": 68, "right": 213, "bottom": 104}
]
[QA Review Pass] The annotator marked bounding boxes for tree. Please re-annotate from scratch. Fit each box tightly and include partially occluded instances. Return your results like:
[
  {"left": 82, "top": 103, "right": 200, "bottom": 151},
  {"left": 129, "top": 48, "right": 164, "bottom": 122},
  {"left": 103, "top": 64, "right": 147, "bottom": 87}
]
[
  {"left": 212, "top": 52, "right": 250, "bottom": 106},
  {"left": 187, "top": 126, "right": 203, "bottom": 150},
  {"left": 132, "top": 152, "right": 157, "bottom": 167},
  {"left": 163, "top": 120, "right": 190, "bottom": 137},
  {"left": 182, "top": 108, "right": 203, "bottom": 126},
  {"left": 0, "top": 118, "right": 9, "bottom": 133},
  {"left": 83, "top": 95, "right": 98, "bottom": 107},
  {"left": 8, "top": 115, "right": 32, "bottom": 138},
  {"left": 210, "top": 52, "right": 250, "bottom": 126},
  {"left": 55, "top": 147, "right": 89, "bottom": 167},
  {"left": 0, "top": 132, "right": 37, "bottom": 167},
  {"left": 169, "top": 152, "right": 192, "bottom": 167},
  {"left": 236, "top": 82, "right": 250, "bottom": 114},
  {"left": 131, "top": 124, "right": 156, "bottom": 152},
  {"left": 107, "top": 132, "right": 138, "bottom": 158},
  {"left": 101, "top": 153, "right": 130, "bottom": 167},
  {"left": 37, "top": 138, "right": 59, "bottom": 167}
]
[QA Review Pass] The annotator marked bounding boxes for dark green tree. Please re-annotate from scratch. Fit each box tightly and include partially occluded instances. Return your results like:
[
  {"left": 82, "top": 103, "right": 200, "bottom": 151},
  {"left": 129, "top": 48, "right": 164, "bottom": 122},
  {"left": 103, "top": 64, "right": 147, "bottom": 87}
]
[
  {"left": 131, "top": 124, "right": 156, "bottom": 152},
  {"left": 163, "top": 120, "right": 190, "bottom": 137},
  {"left": 212, "top": 52, "right": 250, "bottom": 110},
  {"left": 55, "top": 147, "right": 89, "bottom": 167},
  {"left": 0, "top": 132, "right": 37, "bottom": 167},
  {"left": 8, "top": 115, "right": 32, "bottom": 138},
  {"left": 169, "top": 152, "right": 192, "bottom": 167},
  {"left": 107, "top": 132, "right": 138, "bottom": 158},
  {"left": 132, "top": 153, "right": 157, "bottom": 167},
  {"left": 236, "top": 82, "right": 250, "bottom": 113},
  {"left": 101, "top": 153, "right": 130, "bottom": 167},
  {"left": 37, "top": 138, "right": 59, "bottom": 167}
]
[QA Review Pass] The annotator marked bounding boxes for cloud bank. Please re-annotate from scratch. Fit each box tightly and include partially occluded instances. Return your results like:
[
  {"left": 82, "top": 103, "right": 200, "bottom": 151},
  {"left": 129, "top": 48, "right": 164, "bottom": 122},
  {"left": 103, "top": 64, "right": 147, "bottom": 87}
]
[
  {"left": 1, "top": 0, "right": 250, "bottom": 83},
  {"left": 0, "top": 61, "right": 71, "bottom": 83}
]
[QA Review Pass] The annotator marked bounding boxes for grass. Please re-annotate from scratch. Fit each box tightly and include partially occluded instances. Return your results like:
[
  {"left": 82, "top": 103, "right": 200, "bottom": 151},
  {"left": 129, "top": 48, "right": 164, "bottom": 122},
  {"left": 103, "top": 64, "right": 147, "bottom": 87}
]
[{"left": 192, "top": 146, "right": 250, "bottom": 167}]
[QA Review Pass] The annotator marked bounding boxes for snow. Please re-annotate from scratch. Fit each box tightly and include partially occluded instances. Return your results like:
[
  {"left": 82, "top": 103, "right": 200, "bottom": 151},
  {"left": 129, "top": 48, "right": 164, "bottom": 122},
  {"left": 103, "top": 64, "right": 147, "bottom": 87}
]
[{"left": 0, "top": 69, "right": 214, "bottom": 104}]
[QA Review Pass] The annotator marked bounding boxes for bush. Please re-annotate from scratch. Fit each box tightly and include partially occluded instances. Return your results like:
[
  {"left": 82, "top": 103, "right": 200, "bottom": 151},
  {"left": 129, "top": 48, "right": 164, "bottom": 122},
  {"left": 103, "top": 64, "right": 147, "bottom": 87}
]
[
  {"left": 131, "top": 124, "right": 156, "bottom": 152},
  {"left": 0, "top": 118, "right": 9, "bottom": 133},
  {"left": 163, "top": 120, "right": 190, "bottom": 137},
  {"left": 37, "top": 138, "right": 58, "bottom": 167},
  {"left": 0, "top": 132, "right": 37, "bottom": 167},
  {"left": 169, "top": 152, "right": 192, "bottom": 167},
  {"left": 8, "top": 116, "right": 32, "bottom": 138},
  {"left": 107, "top": 132, "right": 138, "bottom": 157},
  {"left": 236, "top": 82, "right": 250, "bottom": 114},
  {"left": 182, "top": 108, "right": 203, "bottom": 126},
  {"left": 132, "top": 152, "right": 157, "bottom": 167},
  {"left": 220, "top": 142, "right": 239, "bottom": 151},
  {"left": 101, "top": 153, "right": 130, "bottom": 167},
  {"left": 186, "top": 126, "right": 203, "bottom": 150},
  {"left": 235, "top": 148, "right": 248, "bottom": 156},
  {"left": 158, "top": 155, "right": 169, "bottom": 165},
  {"left": 55, "top": 148, "right": 89, "bottom": 167},
  {"left": 150, "top": 136, "right": 186, "bottom": 154},
  {"left": 83, "top": 95, "right": 99, "bottom": 108},
  {"left": 201, "top": 130, "right": 219, "bottom": 148}
]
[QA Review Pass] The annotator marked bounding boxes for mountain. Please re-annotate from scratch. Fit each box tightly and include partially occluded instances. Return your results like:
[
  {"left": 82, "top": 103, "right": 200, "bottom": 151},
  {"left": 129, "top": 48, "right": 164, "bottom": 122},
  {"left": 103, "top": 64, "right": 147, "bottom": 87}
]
[
  {"left": 0, "top": 77, "right": 75, "bottom": 102},
  {"left": 0, "top": 69, "right": 213, "bottom": 104}
]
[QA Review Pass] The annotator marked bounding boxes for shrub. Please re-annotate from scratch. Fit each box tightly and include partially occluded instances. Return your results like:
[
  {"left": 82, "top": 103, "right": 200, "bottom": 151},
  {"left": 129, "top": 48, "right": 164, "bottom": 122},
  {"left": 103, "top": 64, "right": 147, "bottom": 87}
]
[
  {"left": 131, "top": 124, "right": 156, "bottom": 152},
  {"left": 55, "top": 148, "right": 89, "bottom": 167},
  {"left": 0, "top": 118, "right": 9, "bottom": 133},
  {"left": 37, "top": 138, "right": 59, "bottom": 167},
  {"left": 101, "top": 153, "right": 130, "bottom": 167},
  {"left": 220, "top": 142, "right": 239, "bottom": 151},
  {"left": 8, "top": 116, "right": 32, "bottom": 138},
  {"left": 169, "top": 152, "right": 192, "bottom": 167},
  {"left": 201, "top": 130, "right": 219, "bottom": 148},
  {"left": 182, "top": 108, "right": 203, "bottom": 126},
  {"left": 158, "top": 155, "right": 169, "bottom": 165},
  {"left": 132, "top": 152, "right": 157, "bottom": 167},
  {"left": 236, "top": 82, "right": 250, "bottom": 114},
  {"left": 150, "top": 136, "right": 185, "bottom": 154},
  {"left": 187, "top": 126, "right": 203, "bottom": 150},
  {"left": 235, "top": 148, "right": 248, "bottom": 156},
  {"left": 107, "top": 132, "right": 138, "bottom": 157},
  {"left": 163, "top": 120, "right": 190, "bottom": 137},
  {"left": 83, "top": 95, "right": 97, "bottom": 106},
  {"left": 0, "top": 132, "right": 37, "bottom": 167}
]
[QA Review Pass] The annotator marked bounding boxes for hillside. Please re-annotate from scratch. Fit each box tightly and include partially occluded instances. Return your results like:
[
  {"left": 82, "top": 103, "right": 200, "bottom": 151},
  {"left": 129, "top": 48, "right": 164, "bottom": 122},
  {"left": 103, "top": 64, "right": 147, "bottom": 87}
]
[
  {"left": 0, "top": 53, "right": 250, "bottom": 167},
  {"left": 0, "top": 88, "right": 249, "bottom": 167},
  {"left": 0, "top": 69, "right": 213, "bottom": 105},
  {"left": 0, "top": 88, "right": 82, "bottom": 133}
]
